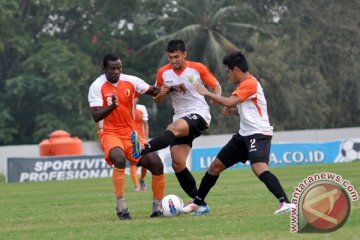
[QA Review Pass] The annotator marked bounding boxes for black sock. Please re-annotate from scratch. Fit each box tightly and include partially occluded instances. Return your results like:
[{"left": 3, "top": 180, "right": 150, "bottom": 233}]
[
  {"left": 258, "top": 171, "right": 290, "bottom": 203},
  {"left": 175, "top": 168, "right": 198, "bottom": 199},
  {"left": 193, "top": 171, "right": 219, "bottom": 206},
  {"left": 142, "top": 130, "right": 176, "bottom": 154}
]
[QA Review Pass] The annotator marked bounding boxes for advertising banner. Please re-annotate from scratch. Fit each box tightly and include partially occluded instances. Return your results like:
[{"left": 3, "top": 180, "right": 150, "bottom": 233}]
[
  {"left": 191, "top": 139, "right": 360, "bottom": 171},
  {"left": 7, "top": 139, "right": 359, "bottom": 182},
  {"left": 7, "top": 149, "right": 174, "bottom": 183},
  {"left": 7, "top": 155, "right": 111, "bottom": 183}
]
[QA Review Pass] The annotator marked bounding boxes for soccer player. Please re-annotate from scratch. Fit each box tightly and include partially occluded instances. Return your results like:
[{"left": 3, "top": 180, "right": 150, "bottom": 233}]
[
  {"left": 130, "top": 97, "right": 149, "bottom": 192},
  {"left": 132, "top": 39, "right": 222, "bottom": 215},
  {"left": 182, "top": 51, "right": 295, "bottom": 215},
  {"left": 88, "top": 53, "right": 167, "bottom": 220}
]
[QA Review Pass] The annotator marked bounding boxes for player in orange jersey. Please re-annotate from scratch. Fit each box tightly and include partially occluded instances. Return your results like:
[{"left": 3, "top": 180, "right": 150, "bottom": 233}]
[
  {"left": 182, "top": 51, "right": 295, "bottom": 215},
  {"left": 129, "top": 97, "right": 149, "bottom": 192},
  {"left": 88, "top": 53, "right": 177, "bottom": 220},
  {"left": 132, "top": 40, "right": 222, "bottom": 214}
]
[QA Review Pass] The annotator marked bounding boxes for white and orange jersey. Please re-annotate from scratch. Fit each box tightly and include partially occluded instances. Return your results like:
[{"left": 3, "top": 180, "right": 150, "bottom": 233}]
[
  {"left": 232, "top": 75, "right": 273, "bottom": 136},
  {"left": 135, "top": 104, "right": 148, "bottom": 139},
  {"left": 156, "top": 61, "right": 219, "bottom": 124},
  {"left": 88, "top": 74, "right": 150, "bottom": 137}
]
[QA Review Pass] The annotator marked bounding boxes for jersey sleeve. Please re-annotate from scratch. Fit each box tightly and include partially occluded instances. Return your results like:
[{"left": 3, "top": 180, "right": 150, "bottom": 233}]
[
  {"left": 155, "top": 68, "right": 165, "bottom": 87},
  {"left": 232, "top": 78, "right": 257, "bottom": 102},
  {"left": 137, "top": 104, "right": 149, "bottom": 121},
  {"left": 88, "top": 81, "right": 103, "bottom": 107},
  {"left": 195, "top": 63, "right": 218, "bottom": 88},
  {"left": 131, "top": 75, "right": 150, "bottom": 94}
]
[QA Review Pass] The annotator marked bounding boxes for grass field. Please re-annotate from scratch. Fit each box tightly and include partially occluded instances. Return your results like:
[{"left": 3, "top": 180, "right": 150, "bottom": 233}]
[{"left": 0, "top": 162, "right": 359, "bottom": 240}]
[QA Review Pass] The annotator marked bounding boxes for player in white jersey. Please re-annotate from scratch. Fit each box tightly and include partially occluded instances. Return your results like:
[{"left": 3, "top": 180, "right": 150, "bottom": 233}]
[
  {"left": 132, "top": 40, "right": 221, "bottom": 214},
  {"left": 182, "top": 51, "right": 295, "bottom": 215}
]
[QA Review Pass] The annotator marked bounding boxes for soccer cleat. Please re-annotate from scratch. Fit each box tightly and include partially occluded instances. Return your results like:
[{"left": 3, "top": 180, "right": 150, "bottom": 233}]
[
  {"left": 140, "top": 180, "right": 147, "bottom": 191},
  {"left": 131, "top": 131, "right": 142, "bottom": 159},
  {"left": 181, "top": 203, "right": 201, "bottom": 213},
  {"left": 191, "top": 204, "right": 210, "bottom": 216},
  {"left": 134, "top": 186, "right": 140, "bottom": 192},
  {"left": 273, "top": 202, "right": 296, "bottom": 215},
  {"left": 150, "top": 210, "right": 163, "bottom": 218},
  {"left": 116, "top": 208, "right": 132, "bottom": 220}
]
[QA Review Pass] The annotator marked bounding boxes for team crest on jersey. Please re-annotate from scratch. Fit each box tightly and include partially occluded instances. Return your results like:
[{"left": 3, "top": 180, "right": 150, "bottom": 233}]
[
  {"left": 187, "top": 75, "right": 195, "bottom": 84},
  {"left": 125, "top": 89, "right": 130, "bottom": 96}
]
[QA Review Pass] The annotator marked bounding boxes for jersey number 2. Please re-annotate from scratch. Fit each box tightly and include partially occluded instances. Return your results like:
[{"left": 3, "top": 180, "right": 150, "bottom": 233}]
[{"left": 250, "top": 139, "right": 256, "bottom": 149}]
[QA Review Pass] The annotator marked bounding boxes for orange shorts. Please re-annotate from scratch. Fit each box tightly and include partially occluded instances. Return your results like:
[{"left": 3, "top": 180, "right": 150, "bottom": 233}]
[{"left": 99, "top": 133, "right": 146, "bottom": 166}]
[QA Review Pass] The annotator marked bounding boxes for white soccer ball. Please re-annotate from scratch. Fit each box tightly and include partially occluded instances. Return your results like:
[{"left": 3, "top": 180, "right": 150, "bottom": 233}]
[
  {"left": 161, "top": 194, "right": 184, "bottom": 217},
  {"left": 341, "top": 139, "right": 360, "bottom": 162}
]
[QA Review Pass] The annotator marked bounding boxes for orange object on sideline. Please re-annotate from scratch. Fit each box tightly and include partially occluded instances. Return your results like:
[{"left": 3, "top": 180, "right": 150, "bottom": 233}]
[{"left": 39, "top": 130, "right": 83, "bottom": 156}]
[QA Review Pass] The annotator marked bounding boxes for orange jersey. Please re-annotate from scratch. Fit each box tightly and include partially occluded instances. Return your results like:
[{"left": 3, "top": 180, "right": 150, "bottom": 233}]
[
  {"left": 155, "top": 61, "right": 219, "bottom": 124},
  {"left": 88, "top": 74, "right": 150, "bottom": 138},
  {"left": 134, "top": 104, "right": 148, "bottom": 139}
]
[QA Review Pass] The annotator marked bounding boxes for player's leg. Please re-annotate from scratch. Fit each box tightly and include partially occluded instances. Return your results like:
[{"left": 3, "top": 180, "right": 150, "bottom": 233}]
[
  {"left": 138, "top": 152, "right": 165, "bottom": 217},
  {"left": 129, "top": 163, "right": 140, "bottom": 192},
  {"left": 101, "top": 134, "right": 131, "bottom": 220},
  {"left": 170, "top": 114, "right": 208, "bottom": 199},
  {"left": 139, "top": 167, "right": 147, "bottom": 190},
  {"left": 171, "top": 144, "right": 199, "bottom": 198},
  {"left": 182, "top": 133, "right": 246, "bottom": 214},
  {"left": 248, "top": 134, "right": 294, "bottom": 214},
  {"left": 181, "top": 157, "right": 226, "bottom": 215},
  {"left": 109, "top": 147, "right": 132, "bottom": 220},
  {"left": 252, "top": 162, "right": 295, "bottom": 214},
  {"left": 136, "top": 118, "right": 189, "bottom": 156}
]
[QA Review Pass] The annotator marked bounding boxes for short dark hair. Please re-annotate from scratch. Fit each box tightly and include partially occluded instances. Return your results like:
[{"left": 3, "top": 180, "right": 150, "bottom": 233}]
[
  {"left": 167, "top": 39, "right": 186, "bottom": 52},
  {"left": 223, "top": 51, "right": 249, "bottom": 72},
  {"left": 103, "top": 53, "right": 120, "bottom": 68}
]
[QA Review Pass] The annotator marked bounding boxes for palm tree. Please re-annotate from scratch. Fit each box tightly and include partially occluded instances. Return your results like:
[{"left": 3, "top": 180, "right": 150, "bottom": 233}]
[
  {"left": 135, "top": 0, "right": 271, "bottom": 77},
  {"left": 131, "top": 0, "right": 274, "bottom": 136}
]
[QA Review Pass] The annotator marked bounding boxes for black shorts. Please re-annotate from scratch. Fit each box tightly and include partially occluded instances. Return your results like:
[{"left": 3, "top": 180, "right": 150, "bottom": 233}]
[
  {"left": 217, "top": 133, "right": 272, "bottom": 168},
  {"left": 170, "top": 113, "right": 208, "bottom": 147}
]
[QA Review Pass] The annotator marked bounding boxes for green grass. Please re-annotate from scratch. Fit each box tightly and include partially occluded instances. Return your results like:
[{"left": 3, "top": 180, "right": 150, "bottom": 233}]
[{"left": 0, "top": 162, "right": 359, "bottom": 240}]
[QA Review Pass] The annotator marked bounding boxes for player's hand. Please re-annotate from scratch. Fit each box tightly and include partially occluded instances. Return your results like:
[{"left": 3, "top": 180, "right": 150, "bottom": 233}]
[
  {"left": 153, "top": 85, "right": 169, "bottom": 100},
  {"left": 170, "top": 83, "right": 187, "bottom": 94},
  {"left": 111, "top": 91, "right": 118, "bottom": 108},
  {"left": 160, "top": 85, "right": 170, "bottom": 96},
  {"left": 222, "top": 106, "right": 232, "bottom": 115},
  {"left": 194, "top": 83, "right": 208, "bottom": 96},
  {"left": 210, "top": 99, "right": 219, "bottom": 105}
]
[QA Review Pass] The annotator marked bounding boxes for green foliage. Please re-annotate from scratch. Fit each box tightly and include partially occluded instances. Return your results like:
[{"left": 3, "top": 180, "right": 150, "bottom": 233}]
[
  {"left": 0, "top": 0, "right": 135, "bottom": 144},
  {"left": 4, "top": 40, "right": 97, "bottom": 143},
  {"left": 0, "top": 108, "right": 17, "bottom": 144},
  {"left": 0, "top": 162, "right": 359, "bottom": 239},
  {"left": 0, "top": 0, "right": 359, "bottom": 144},
  {"left": 134, "top": 0, "right": 269, "bottom": 76}
]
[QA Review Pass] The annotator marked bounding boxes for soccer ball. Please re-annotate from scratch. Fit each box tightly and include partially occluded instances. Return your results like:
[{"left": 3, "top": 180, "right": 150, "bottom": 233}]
[
  {"left": 161, "top": 194, "right": 184, "bottom": 217},
  {"left": 341, "top": 139, "right": 360, "bottom": 162}
]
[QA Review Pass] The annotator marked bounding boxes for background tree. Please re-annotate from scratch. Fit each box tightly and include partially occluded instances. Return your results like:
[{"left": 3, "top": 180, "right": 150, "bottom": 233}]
[
  {"left": 0, "top": 0, "right": 359, "bottom": 145},
  {"left": 248, "top": 0, "right": 360, "bottom": 130},
  {"left": 0, "top": 0, "right": 137, "bottom": 144},
  {"left": 132, "top": 0, "right": 273, "bottom": 135}
]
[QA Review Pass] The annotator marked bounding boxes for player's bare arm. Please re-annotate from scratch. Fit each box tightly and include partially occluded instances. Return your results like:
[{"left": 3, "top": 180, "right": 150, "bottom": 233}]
[
  {"left": 222, "top": 106, "right": 239, "bottom": 116},
  {"left": 209, "top": 83, "right": 222, "bottom": 105},
  {"left": 169, "top": 83, "right": 187, "bottom": 94},
  {"left": 194, "top": 83, "right": 240, "bottom": 107},
  {"left": 153, "top": 85, "right": 170, "bottom": 104},
  {"left": 153, "top": 83, "right": 187, "bottom": 104},
  {"left": 145, "top": 86, "right": 162, "bottom": 97},
  {"left": 90, "top": 93, "right": 118, "bottom": 122}
]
